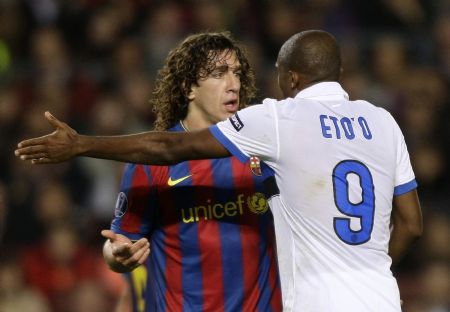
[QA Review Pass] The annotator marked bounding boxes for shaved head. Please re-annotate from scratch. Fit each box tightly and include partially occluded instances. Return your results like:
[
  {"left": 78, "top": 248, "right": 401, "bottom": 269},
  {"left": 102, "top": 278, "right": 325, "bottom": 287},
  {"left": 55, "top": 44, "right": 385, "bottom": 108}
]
[{"left": 277, "top": 30, "right": 342, "bottom": 84}]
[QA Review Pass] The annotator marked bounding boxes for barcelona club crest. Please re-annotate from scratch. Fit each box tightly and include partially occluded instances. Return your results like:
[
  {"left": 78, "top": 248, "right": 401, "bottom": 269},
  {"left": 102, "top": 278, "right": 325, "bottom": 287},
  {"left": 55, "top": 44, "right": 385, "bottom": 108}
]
[{"left": 249, "top": 156, "right": 262, "bottom": 176}]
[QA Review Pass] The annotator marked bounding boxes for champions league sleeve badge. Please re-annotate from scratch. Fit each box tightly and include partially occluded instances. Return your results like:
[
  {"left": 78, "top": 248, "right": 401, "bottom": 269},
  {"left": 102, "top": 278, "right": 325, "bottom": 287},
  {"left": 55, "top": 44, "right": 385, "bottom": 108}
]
[
  {"left": 229, "top": 113, "right": 244, "bottom": 131},
  {"left": 249, "top": 156, "right": 262, "bottom": 176},
  {"left": 114, "top": 192, "right": 128, "bottom": 218}
]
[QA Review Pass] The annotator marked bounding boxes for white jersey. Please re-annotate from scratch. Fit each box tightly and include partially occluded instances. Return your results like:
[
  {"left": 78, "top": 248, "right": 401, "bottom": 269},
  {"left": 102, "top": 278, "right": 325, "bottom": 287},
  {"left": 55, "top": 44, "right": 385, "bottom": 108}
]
[{"left": 210, "top": 82, "right": 417, "bottom": 312}]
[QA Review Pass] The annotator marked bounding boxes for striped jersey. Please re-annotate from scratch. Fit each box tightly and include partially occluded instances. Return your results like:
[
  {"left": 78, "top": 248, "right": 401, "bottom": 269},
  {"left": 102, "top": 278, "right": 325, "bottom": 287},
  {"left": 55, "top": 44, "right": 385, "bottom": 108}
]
[
  {"left": 111, "top": 122, "right": 282, "bottom": 312},
  {"left": 210, "top": 82, "right": 417, "bottom": 311}
]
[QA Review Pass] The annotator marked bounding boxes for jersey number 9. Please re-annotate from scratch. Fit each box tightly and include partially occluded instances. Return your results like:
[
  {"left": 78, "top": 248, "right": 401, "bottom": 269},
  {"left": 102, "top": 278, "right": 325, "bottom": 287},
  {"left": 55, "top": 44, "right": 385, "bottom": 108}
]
[{"left": 332, "top": 160, "right": 375, "bottom": 245}]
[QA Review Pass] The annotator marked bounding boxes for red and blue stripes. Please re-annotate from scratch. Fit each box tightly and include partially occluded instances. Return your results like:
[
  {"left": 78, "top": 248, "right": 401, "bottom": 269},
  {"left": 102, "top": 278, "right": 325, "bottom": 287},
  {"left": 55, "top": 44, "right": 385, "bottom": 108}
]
[{"left": 111, "top": 134, "right": 281, "bottom": 311}]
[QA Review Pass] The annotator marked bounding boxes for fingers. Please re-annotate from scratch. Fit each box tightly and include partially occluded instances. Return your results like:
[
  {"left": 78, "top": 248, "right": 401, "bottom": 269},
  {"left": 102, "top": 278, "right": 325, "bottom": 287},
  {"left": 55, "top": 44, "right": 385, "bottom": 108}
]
[
  {"left": 31, "top": 158, "right": 59, "bottom": 164},
  {"left": 45, "top": 111, "right": 65, "bottom": 129},
  {"left": 101, "top": 229, "right": 117, "bottom": 241},
  {"left": 112, "top": 238, "right": 150, "bottom": 267},
  {"left": 120, "top": 240, "right": 150, "bottom": 267},
  {"left": 15, "top": 150, "right": 47, "bottom": 160},
  {"left": 45, "top": 111, "right": 77, "bottom": 136},
  {"left": 17, "top": 137, "right": 48, "bottom": 149},
  {"left": 113, "top": 237, "right": 148, "bottom": 256},
  {"left": 137, "top": 248, "right": 150, "bottom": 265},
  {"left": 15, "top": 144, "right": 47, "bottom": 157}
]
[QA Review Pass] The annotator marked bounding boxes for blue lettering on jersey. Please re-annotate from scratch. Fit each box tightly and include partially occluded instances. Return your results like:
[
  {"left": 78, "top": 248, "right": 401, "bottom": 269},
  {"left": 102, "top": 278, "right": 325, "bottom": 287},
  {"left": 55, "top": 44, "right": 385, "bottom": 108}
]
[
  {"left": 319, "top": 115, "right": 372, "bottom": 140},
  {"left": 329, "top": 116, "right": 341, "bottom": 139},
  {"left": 341, "top": 117, "right": 355, "bottom": 139},
  {"left": 358, "top": 117, "right": 372, "bottom": 139},
  {"left": 319, "top": 115, "right": 332, "bottom": 138}
]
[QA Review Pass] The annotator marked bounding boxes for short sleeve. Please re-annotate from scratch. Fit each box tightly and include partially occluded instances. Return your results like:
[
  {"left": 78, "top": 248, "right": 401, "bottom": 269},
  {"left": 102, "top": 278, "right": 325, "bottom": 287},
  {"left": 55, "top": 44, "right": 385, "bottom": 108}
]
[
  {"left": 210, "top": 100, "right": 279, "bottom": 163},
  {"left": 393, "top": 123, "right": 417, "bottom": 196},
  {"left": 110, "top": 163, "right": 154, "bottom": 240}
]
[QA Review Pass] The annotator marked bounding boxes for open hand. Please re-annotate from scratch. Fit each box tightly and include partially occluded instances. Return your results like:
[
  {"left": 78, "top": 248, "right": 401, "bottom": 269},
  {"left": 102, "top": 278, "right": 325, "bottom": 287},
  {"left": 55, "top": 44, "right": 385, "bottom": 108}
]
[{"left": 15, "top": 111, "right": 79, "bottom": 164}]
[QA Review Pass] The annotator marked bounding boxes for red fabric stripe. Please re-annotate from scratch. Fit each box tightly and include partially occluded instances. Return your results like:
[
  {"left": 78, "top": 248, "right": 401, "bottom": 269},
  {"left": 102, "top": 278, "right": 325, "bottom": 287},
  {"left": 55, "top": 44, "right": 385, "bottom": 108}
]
[
  {"left": 149, "top": 166, "right": 183, "bottom": 311},
  {"left": 189, "top": 160, "right": 225, "bottom": 312},
  {"left": 268, "top": 224, "right": 283, "bottom": 311},
  {"left": 231, "top": 157, "right": 261, "bottom": 311},
  {"left": 121, "top": 165, "right": 149, "bottom": 233}
]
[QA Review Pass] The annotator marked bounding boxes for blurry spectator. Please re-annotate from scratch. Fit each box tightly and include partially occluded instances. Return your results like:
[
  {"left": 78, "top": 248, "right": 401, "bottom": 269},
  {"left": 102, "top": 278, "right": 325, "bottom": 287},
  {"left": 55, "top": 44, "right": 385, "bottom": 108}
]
[
  {"left": 0, "top": 87, "right": 22, "bottom": 181},
  {"left": 191, "top": 0, "right": 228, "bottom": 31},
  {"left": 372, "top": 34, "right": 410, "bottom": 89},
  {"left": 34, "top": 181, "right": 74, "bottom": 227},
  {"left": 119, "top": 73, "right": 155, "bottom": 132},
  {"left": 403, "top": 260, "right": 450, "bottom": 312},
  {"left": 80, "top": 95, "right": 127, "bottom": 223},
  {"left": 0, "top": 256, "right": 51, "bottom": 312},
  {"left": 418, "top": 260, "right": 450, "bottom": 311},
  {"left": 142, "top": 2, "right": 186, "bottom": 73},
  {"left": 0, "top": 182, "right": 6, "bottom": 244},
  {"left": 67, "top": 280, "right": 114, "bottom": 312},
  {"left": 412, "top": 143, "right": 447, "bottom": 197},
  {"left": 20, "top": 223, "right": 104, "bottom": 311},
  {"left": 419, "top": 212, "right": 450, "bottom": 262},
  {"left": 433, "top": 12, "right": 450, "bottom": 77},
  {"left": 111, "top": 37, "right": 147, "bottom": 85}
]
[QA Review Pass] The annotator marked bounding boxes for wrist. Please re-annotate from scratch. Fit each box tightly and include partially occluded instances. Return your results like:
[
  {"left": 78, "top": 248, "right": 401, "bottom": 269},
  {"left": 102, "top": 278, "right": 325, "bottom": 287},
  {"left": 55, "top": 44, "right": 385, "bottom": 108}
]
[{"left": 75, "top": 134, "right": 91, "bottom": 156}]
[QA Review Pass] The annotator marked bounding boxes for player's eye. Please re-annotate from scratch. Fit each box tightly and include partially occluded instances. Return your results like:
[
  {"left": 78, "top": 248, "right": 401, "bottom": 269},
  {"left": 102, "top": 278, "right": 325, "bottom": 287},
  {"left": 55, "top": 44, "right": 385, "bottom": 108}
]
[{"left": 211, "top": 70, "right": 224, "bottom": 78}]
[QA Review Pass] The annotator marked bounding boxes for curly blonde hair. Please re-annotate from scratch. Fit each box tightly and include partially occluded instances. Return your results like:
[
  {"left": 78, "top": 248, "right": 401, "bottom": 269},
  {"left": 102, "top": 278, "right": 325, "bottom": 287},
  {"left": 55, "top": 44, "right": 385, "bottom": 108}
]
[{"left": 150, "top": 32, "right": 257, "bottom": 130}]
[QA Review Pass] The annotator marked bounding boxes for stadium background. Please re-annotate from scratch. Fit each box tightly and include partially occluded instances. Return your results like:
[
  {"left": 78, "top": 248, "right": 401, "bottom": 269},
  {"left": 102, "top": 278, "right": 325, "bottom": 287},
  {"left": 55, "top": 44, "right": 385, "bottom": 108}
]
[{"left": 0, "top": 1, "right": 449, "bottom": 311}]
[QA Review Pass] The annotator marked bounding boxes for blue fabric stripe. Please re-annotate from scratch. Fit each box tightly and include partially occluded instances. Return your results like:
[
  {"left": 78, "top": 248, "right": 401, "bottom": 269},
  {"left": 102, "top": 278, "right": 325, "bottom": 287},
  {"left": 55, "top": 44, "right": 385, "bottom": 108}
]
[
  {"left": 394, "top": 179, "right": 417, "bottom": 196},
  {"left": 211, "top": 158, "right": 245, "bottom": 311},
  {"left": 150, "top": 226, "right": 167, "bottom": 311},
  {"left": 143, "top": 258, "right": 156, "bottom": 312},
  {"left": 168, "top": 162, "right": 204, "bottom": 310},
  {"left": 209, "top": 125, "right": 248, "bottom": 163}
]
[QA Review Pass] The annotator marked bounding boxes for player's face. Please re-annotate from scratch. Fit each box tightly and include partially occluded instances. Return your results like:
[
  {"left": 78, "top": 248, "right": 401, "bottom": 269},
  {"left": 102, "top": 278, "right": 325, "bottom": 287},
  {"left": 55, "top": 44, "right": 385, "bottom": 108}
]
[{"left": 187, "top": 50, "right": 241, "bottom": 129}]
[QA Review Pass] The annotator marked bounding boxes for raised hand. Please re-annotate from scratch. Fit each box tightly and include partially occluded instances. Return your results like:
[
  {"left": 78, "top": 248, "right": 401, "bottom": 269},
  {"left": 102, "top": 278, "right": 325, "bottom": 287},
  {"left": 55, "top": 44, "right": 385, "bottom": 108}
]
[
  {"left": 101, "top": 229, "right": 150, "bottom": 272},
  {"left": 15, "top": 111, "right": 79, "bottom": 164}
]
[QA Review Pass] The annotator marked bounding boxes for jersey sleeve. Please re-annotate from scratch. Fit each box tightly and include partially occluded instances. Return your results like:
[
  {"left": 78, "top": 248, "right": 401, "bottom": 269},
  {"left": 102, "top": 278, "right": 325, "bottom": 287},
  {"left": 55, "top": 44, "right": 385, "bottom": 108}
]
[
  {"left": 111, "top": 163, "right": 155, "bottom": 240},
  {"left": 393, "top": 121, "right": 417, "bottom": 196},
  {"left": 209, "top": 100, "right": 279, "bottom": 163}
]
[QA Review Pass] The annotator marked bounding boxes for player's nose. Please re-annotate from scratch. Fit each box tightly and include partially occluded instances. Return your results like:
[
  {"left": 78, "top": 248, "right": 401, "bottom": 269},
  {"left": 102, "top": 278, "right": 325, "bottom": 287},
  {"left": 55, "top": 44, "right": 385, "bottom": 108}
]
[{"left": 226, "top": 71, "right": 240, "bottom": 93}]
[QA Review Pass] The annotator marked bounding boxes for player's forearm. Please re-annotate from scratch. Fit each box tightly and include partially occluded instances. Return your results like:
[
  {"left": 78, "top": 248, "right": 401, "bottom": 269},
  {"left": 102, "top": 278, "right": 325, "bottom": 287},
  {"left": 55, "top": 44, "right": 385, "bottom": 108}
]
[
  {"left": 389, "top": 221, "right": 422, "bottom": 265},
  {"left": 76, "top": 132, "right": 186, "bottom": 165}
]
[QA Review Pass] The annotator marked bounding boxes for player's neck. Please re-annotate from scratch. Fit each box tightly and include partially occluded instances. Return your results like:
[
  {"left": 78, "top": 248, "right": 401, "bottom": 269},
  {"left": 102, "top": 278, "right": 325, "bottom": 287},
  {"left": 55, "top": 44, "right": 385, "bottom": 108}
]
[{"left": 180, "top": 117, "right": 212, "bottom": 132}]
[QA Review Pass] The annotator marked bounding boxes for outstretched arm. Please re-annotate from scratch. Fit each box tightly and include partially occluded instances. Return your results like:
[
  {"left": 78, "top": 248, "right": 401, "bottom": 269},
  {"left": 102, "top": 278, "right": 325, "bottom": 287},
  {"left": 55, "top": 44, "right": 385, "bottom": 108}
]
[
  {"left": 389, "top": 189, "right": 423, "bottom": 266},
  {"left": 15, "top": 111, "right": 230, "bottom": 165}
]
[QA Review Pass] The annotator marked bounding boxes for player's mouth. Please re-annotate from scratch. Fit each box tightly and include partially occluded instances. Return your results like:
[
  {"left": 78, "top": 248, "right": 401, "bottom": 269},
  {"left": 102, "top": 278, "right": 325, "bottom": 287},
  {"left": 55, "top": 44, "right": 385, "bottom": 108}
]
[{"left": 224, "top": 99, "right": 238, "bottom": 113}]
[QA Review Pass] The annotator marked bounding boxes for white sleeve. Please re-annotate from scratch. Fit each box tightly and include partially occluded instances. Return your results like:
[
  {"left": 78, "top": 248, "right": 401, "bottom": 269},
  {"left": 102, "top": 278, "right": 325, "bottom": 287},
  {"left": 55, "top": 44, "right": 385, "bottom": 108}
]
[
  {"left": 209, "top": 99, "right": 279, "bottom": 163},
  {"left": 393, "top": 121, "right": 417, "bottom": 195}
]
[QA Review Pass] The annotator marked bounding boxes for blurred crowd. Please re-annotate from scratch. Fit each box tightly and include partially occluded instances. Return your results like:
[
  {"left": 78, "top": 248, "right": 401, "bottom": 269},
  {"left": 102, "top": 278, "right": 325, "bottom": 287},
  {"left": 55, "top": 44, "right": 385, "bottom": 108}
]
[{"left": 0, "top": 1, "right": 449, "bottom": 311}]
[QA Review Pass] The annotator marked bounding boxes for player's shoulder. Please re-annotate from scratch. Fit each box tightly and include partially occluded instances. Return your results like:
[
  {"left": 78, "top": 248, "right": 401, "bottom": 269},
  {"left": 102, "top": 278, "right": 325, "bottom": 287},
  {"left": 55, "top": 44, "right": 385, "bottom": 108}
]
[
  {"left": 260, "top": 96, "right": 301, "bottom": 117},
  {"left": 353, "top": 100, "right": 397, "bottom": 122}
]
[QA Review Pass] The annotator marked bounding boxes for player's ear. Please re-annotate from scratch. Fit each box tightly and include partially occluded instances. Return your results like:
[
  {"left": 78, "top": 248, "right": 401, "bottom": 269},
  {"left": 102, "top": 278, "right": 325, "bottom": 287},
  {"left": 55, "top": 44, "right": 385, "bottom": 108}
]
[
  {"left": 289, "top": 71, "right": 300, "bottom": 89},
  {"left": 183, "top": 82, "right": 196, "bottom": 101},
  {"left": 187, "top": 89, "right": 195, "bottom": 100}
]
